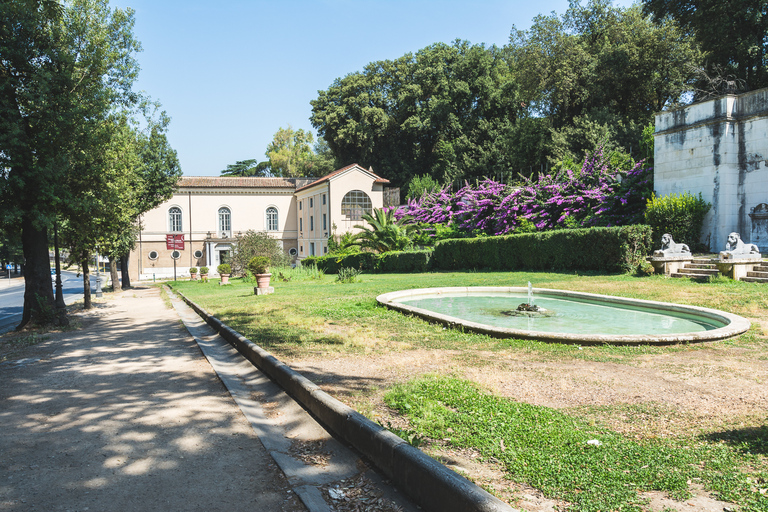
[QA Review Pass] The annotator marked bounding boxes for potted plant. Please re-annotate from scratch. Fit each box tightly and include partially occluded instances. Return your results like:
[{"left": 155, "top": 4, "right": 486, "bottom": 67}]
[
  {"left": 189, "top": 267, "right": 198, "bottom": 280},
  {"left": 217, "top": 263, "right": 231, "bottom": 285},
  {"left": 248, "top": 256, "right": 271, "bottom": 292},
  {"left": 199, "top": 266, "right": 209, "bottom": 283}
]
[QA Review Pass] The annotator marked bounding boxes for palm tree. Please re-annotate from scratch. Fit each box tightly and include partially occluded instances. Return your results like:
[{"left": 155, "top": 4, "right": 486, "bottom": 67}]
[{"left": 352, "top": 208, "right": 418, "bottom": 253}]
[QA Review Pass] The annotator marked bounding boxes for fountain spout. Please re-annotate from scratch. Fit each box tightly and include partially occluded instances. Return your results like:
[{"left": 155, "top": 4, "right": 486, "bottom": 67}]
[{"left": 528, "top": 282, "right": 533, "bottom": 307}]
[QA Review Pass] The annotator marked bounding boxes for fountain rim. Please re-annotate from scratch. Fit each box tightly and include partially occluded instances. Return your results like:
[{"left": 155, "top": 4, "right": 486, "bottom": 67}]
[{"left": 376, "top": 286, "right": 751, "bottom": 345}]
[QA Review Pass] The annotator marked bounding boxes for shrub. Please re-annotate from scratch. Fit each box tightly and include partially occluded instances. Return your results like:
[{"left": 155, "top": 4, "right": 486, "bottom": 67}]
[
  {"left": 199, "top": 266, "right": 209, "bottom": 274},
  {"left": 306, "top": 250, "right": 432, "bottom": 274},
  {"left": 406, "top": 174, "right": 441, "bottom": 200},
  {"left": 336, "top": 267, "right": 361, "bottom": 283},
  {"left": 217, "top": 263, "right": 231, "bottom": 275},
  {"left": 395, "top": 147, "right": 653, "bottom": 235},
  {"left": 189, "top": 267, "right": 198, "bottom": 274},
  {"left": 231, "top": 230, "right": 289, "bottom": 275},
  {"left": 432, "top": 225, "right": 652, "bottom": 273},
  {"left": 644, "top": 192, "right": 711, "bottom": 251},
  {"left": 247, "top": 256, "right": 270, "bottom": 275}
]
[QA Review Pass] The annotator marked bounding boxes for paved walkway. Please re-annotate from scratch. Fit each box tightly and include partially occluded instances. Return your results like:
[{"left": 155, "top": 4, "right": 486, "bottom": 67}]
[{"left": 0, "top": 286, "right": 416, "bottom": 512}]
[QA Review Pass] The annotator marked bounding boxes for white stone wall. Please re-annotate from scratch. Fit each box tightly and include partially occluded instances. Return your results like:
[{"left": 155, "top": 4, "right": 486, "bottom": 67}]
[{"left": 654, "top": 89, "right": 768, "bottom": 252}]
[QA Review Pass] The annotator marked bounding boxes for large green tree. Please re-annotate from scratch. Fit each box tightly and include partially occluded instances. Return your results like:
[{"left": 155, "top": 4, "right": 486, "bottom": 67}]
[
  {"left": 265, "top": 126, "right": 315, "bottom": 177},
  {"left": 643, "top": 0, "right": 768, "bottom": 93},
  {"left": 310, "top": 40, "right": 520, "bottom": 188},
  {"left": 508, "top": 0, "right": 701, "bottom": 165},
  {"left": 0, "top": 0, "right": 143, "bottom": 327}
]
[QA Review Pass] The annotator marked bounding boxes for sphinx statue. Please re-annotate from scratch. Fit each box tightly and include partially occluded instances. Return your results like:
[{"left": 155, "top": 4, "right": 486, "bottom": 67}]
[
  {"left": 719, "top": 232, "right": 761, "bottom": 260},
  {"left": 653, "top": 233, "right": 692, "bottom": 257}
]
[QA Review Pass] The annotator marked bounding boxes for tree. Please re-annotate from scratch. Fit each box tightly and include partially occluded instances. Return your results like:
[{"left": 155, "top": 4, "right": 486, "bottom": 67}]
[
  {"left": 229, "top": 230, "right": 287, "bottom": 276},
  {"left": 310, "top": 40, "right": 520, "bottom": 188},
  {"left": 352, "top": 209, "right": 418, "bottom": 253},
  {"left": 0, "top": 0, "right": 142, "bottom": 327},
  {"left": 265, "top": 126, "right": 315, "bottom": 177},
  {"left": 642, "top": 0, "right": 768, "bottom": 93},
  {"left": 508, "top": 0, "right": 701, "bottom": 164},
  {"left": 220, "top": 159, "right": 271, "bottom": 177}
]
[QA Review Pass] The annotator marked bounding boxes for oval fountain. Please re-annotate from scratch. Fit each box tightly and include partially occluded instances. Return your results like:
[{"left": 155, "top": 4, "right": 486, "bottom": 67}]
[{"left": 376, "top": 286, "right": 751, "bottom": 345}]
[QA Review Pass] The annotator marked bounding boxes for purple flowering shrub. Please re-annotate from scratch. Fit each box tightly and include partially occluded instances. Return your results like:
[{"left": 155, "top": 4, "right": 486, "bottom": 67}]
[{"left": 395, "top": 148, "right": 652, "bottom": 237}]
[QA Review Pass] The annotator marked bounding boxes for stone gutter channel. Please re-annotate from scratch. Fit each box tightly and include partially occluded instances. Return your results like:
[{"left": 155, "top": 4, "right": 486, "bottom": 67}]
[{"left": 170, "top": 287, "right": 515, "bottom": 512}]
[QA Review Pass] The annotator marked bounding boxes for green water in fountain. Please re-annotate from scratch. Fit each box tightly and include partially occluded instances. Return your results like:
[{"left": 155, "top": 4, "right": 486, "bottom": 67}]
[{"left": 398, "top": 293, "right": 723, "bottom": 335}]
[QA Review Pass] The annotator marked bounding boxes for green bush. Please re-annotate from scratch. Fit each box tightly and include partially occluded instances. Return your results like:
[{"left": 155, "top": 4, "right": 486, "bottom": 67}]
[
  {"left": 189, "top": 267, "right": 198, "bottom": 274},
  {"left": 217, "top": 263, "right": 231, "bottom": 274},
  {"left": 432, "top": 225, "right": 652, "bottom": 273},
  {"left": 304, "top": 249, "right": 432, "bottom": 274},
  {"left": 336, "top": 267, "right": 362, "bottom": 283},
  {"left": 199, "top": 266, "right": 209, "bottom": 274},
  {"left": 644, "top": 192, "right": 711, "bottom": 251},
  {"left": 247, "top": 256, "right": 270, "bottom": 275}
]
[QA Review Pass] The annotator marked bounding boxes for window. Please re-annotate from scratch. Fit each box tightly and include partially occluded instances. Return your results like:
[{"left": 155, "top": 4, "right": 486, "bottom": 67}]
[
  {"left": 310, "top": 242, "right": 315, "bottom": 256},
  {"left": 323, "top": 214, "right": 327, "bottom": 231},
  {"left": 341, "top": 190, "right": 372, "bottom": 220},
  {"left": 148, "top": 250, "right": 159, "bottom": 260},
  {"left": 266, "top": 207, "right": 278, "bottom": 231},
  {"left": 310, "top": 197, "right": 313, "bottom": 208},
  {"left": 299, "top": 201, "right": 302, "bottom": 210},
  {"left": 299, "top": 218, "right": 303, "bottom": 232},
  {"left": 169, "top": 207, "right": 182, "bottom": 232},
  {"left": 310, "top": 216, "right": 314, "bottom": 231},
  {"left": 324, "top": 245, "right": 328, "bottom": 254},
  {"left": 218, "top": 207, "right": 231, "bottom": 235},
  {"left": 322, "top": 194, "right": 326, "bottom": 205}
]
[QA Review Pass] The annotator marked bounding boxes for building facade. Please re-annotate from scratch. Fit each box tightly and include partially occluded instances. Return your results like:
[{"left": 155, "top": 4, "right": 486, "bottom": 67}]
[
  {"left": 130, "top": 164, "right": 391, "bottom": 281},
  {"left": 654, "top": 88, "right": 768, "bottom": 251}
]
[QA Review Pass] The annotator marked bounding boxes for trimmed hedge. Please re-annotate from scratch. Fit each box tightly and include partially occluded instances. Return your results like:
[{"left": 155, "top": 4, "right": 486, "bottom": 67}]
[
  {"left": 303, "top": 249, "right": 432, "bottom": 274},
  {"left": 432, "top": 225, "right": 652, "bottom": 273},
  {"left": 303, "top": 226, "right": 651, "bottom": 274}
]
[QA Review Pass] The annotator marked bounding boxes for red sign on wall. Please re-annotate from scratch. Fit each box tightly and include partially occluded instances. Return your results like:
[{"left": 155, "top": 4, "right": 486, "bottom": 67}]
[{"left": 166, "top": 234, "right": 185, "bottom": 250}]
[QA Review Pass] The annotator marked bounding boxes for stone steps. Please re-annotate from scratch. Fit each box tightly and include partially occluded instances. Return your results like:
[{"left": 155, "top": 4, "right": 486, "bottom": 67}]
[{"left": 671, "top": 260, "right": 719, "bottom": 281}]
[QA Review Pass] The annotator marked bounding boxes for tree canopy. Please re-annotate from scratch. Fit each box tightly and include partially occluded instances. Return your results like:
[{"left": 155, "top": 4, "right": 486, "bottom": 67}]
[
  {"left": 0, "top": 0, "right": 178, "bottom": 327},
  {"left": 642, "top": 0, "right": 768, "bottom": 94},
  {"left": 311, "top": 40, "right": 520, "bottom": 188},
  {"left": 310, "top": 1, "right": 702, "bottom": 184}
]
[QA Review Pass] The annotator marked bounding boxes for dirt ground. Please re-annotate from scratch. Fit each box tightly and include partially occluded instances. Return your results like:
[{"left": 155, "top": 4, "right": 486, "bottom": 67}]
[
  {"left": 287, "top": 335, "right": 768, "bottom": 511},
  {"left": 0, "top": 288, "right": 306, "bottom": 512}
]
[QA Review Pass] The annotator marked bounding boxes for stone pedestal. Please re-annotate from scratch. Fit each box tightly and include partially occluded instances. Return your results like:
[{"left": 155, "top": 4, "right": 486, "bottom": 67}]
[
  {"left": 648, "top": 256, "right": 693, "bottom": 276},
  {"left": 254, "top": 286, "right": 274, "bottom": 295},
  {"left": 714, "top": 258, "right": 764, "bottom": 280}
]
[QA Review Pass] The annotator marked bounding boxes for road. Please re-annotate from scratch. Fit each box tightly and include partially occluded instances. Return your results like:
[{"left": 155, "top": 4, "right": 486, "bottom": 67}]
[{"left": 0, "top": 270, "right": 107, "bottom": 334}]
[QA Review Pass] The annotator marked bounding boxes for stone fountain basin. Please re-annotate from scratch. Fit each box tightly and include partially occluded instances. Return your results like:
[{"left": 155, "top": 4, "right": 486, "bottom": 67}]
[{"left": 376, "top": 287, "right": 751, "bottom": 345}]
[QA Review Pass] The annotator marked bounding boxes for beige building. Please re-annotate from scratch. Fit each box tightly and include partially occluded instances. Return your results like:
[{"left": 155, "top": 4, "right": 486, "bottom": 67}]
[{"left": 130, "top": 164, "right": 392, "bottom": 281}]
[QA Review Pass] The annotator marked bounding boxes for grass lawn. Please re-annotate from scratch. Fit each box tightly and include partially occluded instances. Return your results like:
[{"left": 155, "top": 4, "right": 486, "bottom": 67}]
[{"left": 170, "top": 269, "right": 768, "bottom": 511}]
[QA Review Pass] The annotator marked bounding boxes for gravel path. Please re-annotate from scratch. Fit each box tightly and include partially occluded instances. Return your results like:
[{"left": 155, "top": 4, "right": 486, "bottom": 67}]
[{"left": 0, "top": 286, "right": 305, "bottom": 511}]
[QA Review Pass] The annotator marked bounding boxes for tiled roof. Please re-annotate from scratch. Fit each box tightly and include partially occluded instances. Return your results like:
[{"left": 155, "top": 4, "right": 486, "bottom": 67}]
[
  {"left": 294, "top": 164, "right": 390, "bottom": 192},
  {"left": 178, "top": 176, "right": 297, "bottom": 188}
]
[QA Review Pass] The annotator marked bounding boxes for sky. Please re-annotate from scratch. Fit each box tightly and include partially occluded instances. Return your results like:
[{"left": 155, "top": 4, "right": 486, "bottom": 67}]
[{"left": 109, "top": 0, "right": 636, "bottom": 177}]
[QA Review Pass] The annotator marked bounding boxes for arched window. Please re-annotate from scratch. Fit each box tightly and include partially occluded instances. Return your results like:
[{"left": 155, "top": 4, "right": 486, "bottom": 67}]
[
  {"left": 169, "top": 207, "right": 182, "bottom": 232},
  {"left": 266, "top": 207, "right": 278, "bottom": 231},
  {"left": 218, "top": 207, "right": 231, "bottom": 235},
  {"left": 341, "top": 190, "right": 372, "bottom": 220}
]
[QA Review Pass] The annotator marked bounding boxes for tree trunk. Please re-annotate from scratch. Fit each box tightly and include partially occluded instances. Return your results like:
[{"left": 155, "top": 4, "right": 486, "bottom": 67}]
[
  {"left": 17, "top": 215, "right": 60, "bottom": 329},
  {"left": 109, "top": 256, "right": 121, "bottom": 292},
  {"left": 120, "top": 252, "right": 131, "bottom": 289},
  {"left": 82, "top": 253, "right": 91, "bottom": 310}
]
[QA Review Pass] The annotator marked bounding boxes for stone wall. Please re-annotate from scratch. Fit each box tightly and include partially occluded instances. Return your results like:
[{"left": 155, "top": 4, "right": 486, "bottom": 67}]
[{"left": 654, "top": 89, "right": 768, "bottom": 251}]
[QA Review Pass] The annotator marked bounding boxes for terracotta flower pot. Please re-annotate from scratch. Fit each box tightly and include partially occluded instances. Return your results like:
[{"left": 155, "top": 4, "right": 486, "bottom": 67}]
[
  {"left": 220, "top": 273, "right": 230, "bottom": 285},
  {"left": 255, "top": 273, "right": 271, "bottom": 288},
  {"left": 190, "top": 273, "right": 198, "bottom": 281}
]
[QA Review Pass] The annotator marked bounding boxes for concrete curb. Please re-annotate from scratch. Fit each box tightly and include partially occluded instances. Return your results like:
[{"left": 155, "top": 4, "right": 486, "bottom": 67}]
[{"left": 177, "top": 291, "right": 515, "bottom": 512}]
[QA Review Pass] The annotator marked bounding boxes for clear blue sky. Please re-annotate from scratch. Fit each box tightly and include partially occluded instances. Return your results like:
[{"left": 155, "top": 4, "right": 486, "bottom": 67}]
[{"left": 110, "top": 0, "right": 635, "bottom": 177}]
